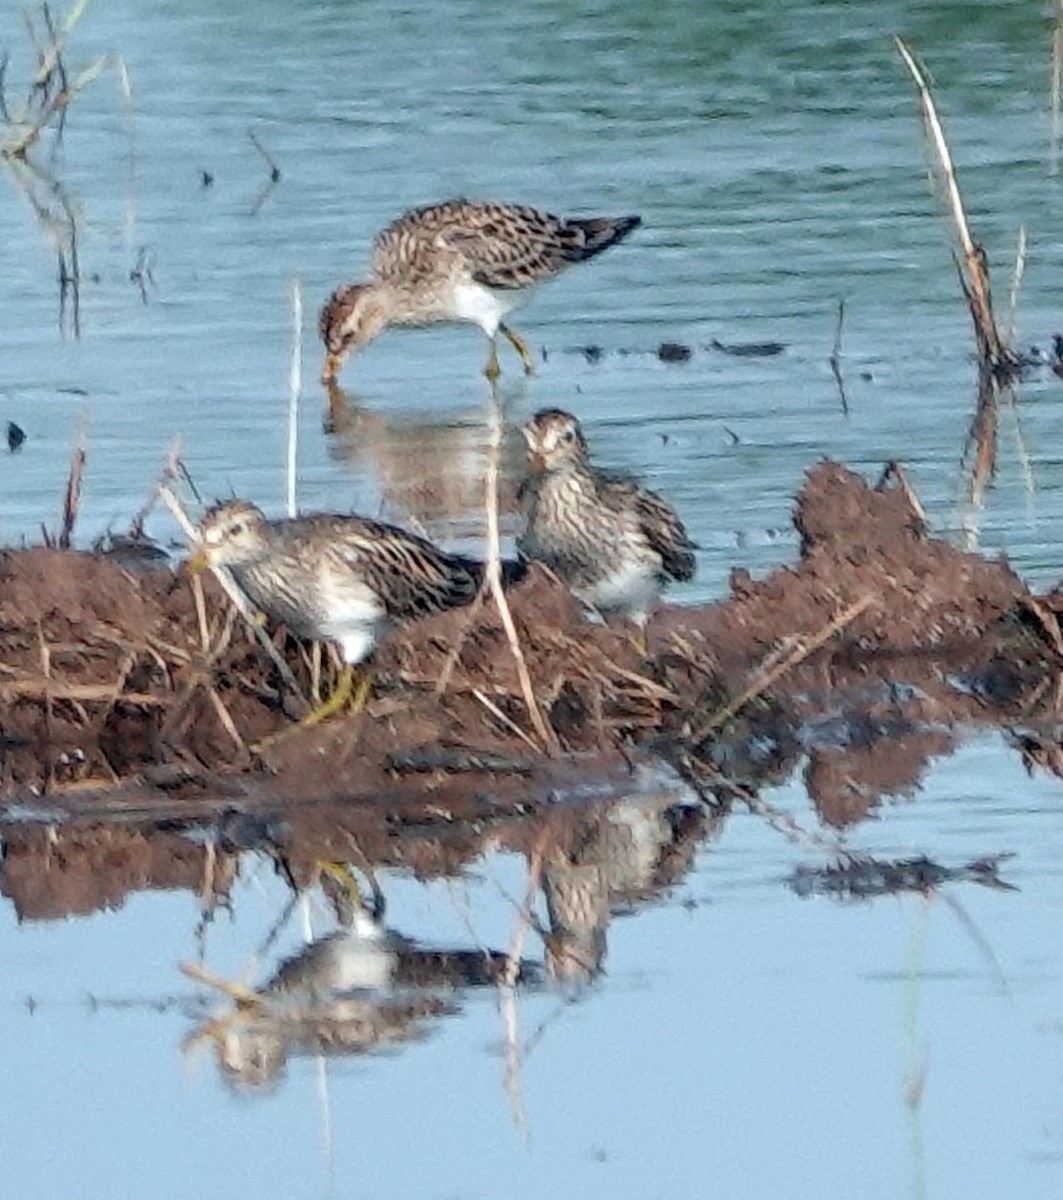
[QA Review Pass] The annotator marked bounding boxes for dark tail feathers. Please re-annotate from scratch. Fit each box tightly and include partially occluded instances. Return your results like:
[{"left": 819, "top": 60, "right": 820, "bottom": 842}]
[
  {"left": 563, "top": 214, "right": 641, "bottom": 262},
  {"left": 458, "top": 555, "right": 529, "bottom": 591},
  {"left": 499, "top": 556, "right": 529, "bottom": 588}
]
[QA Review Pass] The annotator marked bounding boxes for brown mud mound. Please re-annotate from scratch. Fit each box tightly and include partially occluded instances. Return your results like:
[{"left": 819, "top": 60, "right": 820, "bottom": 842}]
[{"left": 0, "top": 461, "right": 1059, "bottom": 818}]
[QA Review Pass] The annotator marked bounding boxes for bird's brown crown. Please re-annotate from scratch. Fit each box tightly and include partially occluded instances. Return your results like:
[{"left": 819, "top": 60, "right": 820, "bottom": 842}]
[
  {"left": 319, "top": 284, "right": 369, "bottom": 354},
  {"left": 522, "top": 408, "right": 590, "bottom": 472},
  {"left": 197, "top": 499, "right": 270, "bottom": 564}
]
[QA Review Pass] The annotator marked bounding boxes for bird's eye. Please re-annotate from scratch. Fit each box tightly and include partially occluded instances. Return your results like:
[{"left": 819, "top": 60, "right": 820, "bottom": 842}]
[{"left": 561, "top": 429, "right": 575, "bottom": 443}]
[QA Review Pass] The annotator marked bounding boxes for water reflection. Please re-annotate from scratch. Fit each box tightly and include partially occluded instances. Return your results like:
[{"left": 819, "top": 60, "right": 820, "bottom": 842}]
[
  {"left": 4, "top": 155, "right": 84, "bottom": 338},
  {"left": 323, "top": 382, "right": 526, "bottom": 539},
  {"left": 0, "top": 759, "right": 725, "bottom": 1080},
  {"left": 789, "top": 852, "right": 1017, "bottom": 902},
  {"left": 184, "top": 869, "right": 540, "bottom": 1092},
  {"left": 802, "top": 720, "right": 955, "bottom": 829},
  {"left": 540, "top": 787, "right": 710, "bottom": 982},
  {"left": 170, "top": 773, "right": 709, "bottom": 1090},
  {"left": 0, "top": 733, "right": 1041, "bottom": 1197},
  {"left": 2, "top": 726, "right": 1028, "bottom": 1090}
]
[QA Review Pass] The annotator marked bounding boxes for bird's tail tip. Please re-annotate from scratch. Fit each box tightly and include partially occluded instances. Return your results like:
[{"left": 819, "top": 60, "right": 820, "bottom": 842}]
[{"left": 569, "top": 213, "right": 642, "bottom": 260}]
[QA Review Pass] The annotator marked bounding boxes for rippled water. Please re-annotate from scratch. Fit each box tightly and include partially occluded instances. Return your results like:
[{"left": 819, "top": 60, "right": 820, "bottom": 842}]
[
  {"left": 4, "top": 1, "right": 1063, "bottom": 588},
  {"left": 3, "top": 1, "right": 1063, "bottom": 1196}
]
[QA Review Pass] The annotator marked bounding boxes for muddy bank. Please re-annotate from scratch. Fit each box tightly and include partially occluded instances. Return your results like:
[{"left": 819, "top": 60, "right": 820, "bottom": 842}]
[{"left": 0, "top": 459, "right": 1059, "bottom": 826}]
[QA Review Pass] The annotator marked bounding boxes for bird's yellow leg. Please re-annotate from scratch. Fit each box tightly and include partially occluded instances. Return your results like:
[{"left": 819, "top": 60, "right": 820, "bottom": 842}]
[
  {"left": 301, "top": 664, "right": 355, "bottom": 727},
  {"left": 484, "top": 337, "right": 502, "bottom": 382},
  {"left": 350, "top": 668, "right": 374, "bottom": 713},
  {"left": 316, "top": 858, "right": 385, "bottom": 924},
  {"left": 500, "top": 323, "right": 536, "bottom": 375},
  {"left": 252, "top": 664, "right": 371, "bottom": 753},
  {"left": 316, "top": 860, "right": 364, "bottom": 909}
]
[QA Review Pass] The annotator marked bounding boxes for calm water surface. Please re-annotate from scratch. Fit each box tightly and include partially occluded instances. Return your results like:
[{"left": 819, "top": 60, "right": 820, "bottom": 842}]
[{"left": 3, "top": 1, "right": 1063, "bottom": 1197}]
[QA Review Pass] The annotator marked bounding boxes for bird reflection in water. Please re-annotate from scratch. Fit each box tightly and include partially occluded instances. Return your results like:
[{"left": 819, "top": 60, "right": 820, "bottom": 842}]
[
  {"left": 323, "top": 381, "right": 526, "bottom": 542},
  {"left": 539, "top": 774, "right": 710, "bottom": 985},
  {"left": 183, "top": 772, "right": 711, "bottom": 1090},
  {"left": 183, "top": 864, "right": 540, "bottom": 1092}
]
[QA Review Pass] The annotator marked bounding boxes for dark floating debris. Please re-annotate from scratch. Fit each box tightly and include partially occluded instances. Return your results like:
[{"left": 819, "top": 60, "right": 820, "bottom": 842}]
[
  {"left": 129, "top": 247, "right": 156, "bottom": 305},
  {"left": 561, "top": 339, "right": 787, "bottom": 363},
  {"left": 200, "top": 169, "right": 214, "bottom": 188},
  {"left": 790, "top": 853, "right": 1017, "bottom": 901},
  {"left": 709, "top": 338, "right": 786, "bottom": 358},
  {"left": 987, "top": 335, "right": 1063, "bottom": 379},
  {"left": 6, "top": 422, "right": 26, "bottom": 452}
]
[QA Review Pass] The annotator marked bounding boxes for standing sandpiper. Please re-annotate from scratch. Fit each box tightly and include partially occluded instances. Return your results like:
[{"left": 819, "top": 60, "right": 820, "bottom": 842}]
[
  {"left": 319, "top": 199, "right": 641, "bottom": 383},
  {"left": 188, "top": 499, "right": 525, "bottom": 720},
  {"left": 517, "top": 409, "right": 696, "bottom": 630}
]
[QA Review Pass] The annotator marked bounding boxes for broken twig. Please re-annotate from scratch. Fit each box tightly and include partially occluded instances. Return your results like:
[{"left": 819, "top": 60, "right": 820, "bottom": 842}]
[
  {"left": 692, "top": 593, "right": 874, "bottom": 744},
  {"left": 895, "top": 38, "right": 1014, "bottom": 378},
  {"left": 58, "top": 427, "right": 86, "bottom": 549}
]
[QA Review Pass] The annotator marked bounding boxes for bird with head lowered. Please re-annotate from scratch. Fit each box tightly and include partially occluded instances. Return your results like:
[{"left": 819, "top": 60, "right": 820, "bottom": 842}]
[{"left": 320, "top": 199, "right": 641, "bottom": 383}]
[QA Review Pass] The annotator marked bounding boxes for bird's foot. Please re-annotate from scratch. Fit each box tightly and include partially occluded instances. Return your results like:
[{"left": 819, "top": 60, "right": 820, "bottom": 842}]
[
  {"left": 252, "top": 666, "right": 370, "bottom": 752},
  {"left": 302, "top": 664, "right": 374, "bottom": 722}
]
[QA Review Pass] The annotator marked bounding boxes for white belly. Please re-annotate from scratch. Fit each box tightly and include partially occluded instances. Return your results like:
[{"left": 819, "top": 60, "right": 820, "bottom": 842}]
[
  {"left": 318, "top": 580, "right": 388, "bottom": 665},
  {"left": 451, "top": 281, "right": 521, "bottom": 336},
  {"left": 332, "top": 625, "right": 383, "bottom": 666},
  {"left": 586, "top": 561, "right": 660, "bottom": 625}
]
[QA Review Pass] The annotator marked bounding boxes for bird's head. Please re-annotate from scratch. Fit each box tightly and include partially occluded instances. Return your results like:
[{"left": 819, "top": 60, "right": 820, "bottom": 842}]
[
  {"left": 187, "top": 499, "right": 270, "bottom": 572},
  {"left": 522, "top": 408, "right": 589, "bottom": 474},
  {"left": 319, "top": 284, "right": 390, "bottom": 382}
]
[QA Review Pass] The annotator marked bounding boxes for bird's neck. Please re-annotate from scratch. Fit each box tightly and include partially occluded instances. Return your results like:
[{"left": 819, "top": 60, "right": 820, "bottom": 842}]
[{"left": 542, "top": 458, "right": 594, "bottom": 491}]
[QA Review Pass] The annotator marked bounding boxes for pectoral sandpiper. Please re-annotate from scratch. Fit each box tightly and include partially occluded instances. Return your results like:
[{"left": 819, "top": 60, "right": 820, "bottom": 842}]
[
  {"left": 517, "top": 408, "right": 696, "bottom": 629},
  {"left": 188, "top": 499, "right": 525, "bottom": 720},
  {"left": 319, "top": 199, "right": 641, "bottom": 383}
]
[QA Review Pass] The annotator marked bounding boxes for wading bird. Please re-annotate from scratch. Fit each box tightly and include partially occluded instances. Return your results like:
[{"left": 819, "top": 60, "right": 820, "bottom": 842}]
[{"left": 320, "top": 199, "right": 640, "bottom": 382}]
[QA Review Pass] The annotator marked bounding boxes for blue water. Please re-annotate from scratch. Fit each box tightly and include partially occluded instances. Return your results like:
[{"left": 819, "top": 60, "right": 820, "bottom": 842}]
[{"left": 2, "top": 738, "right": 1061, "bottom": 1199}]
